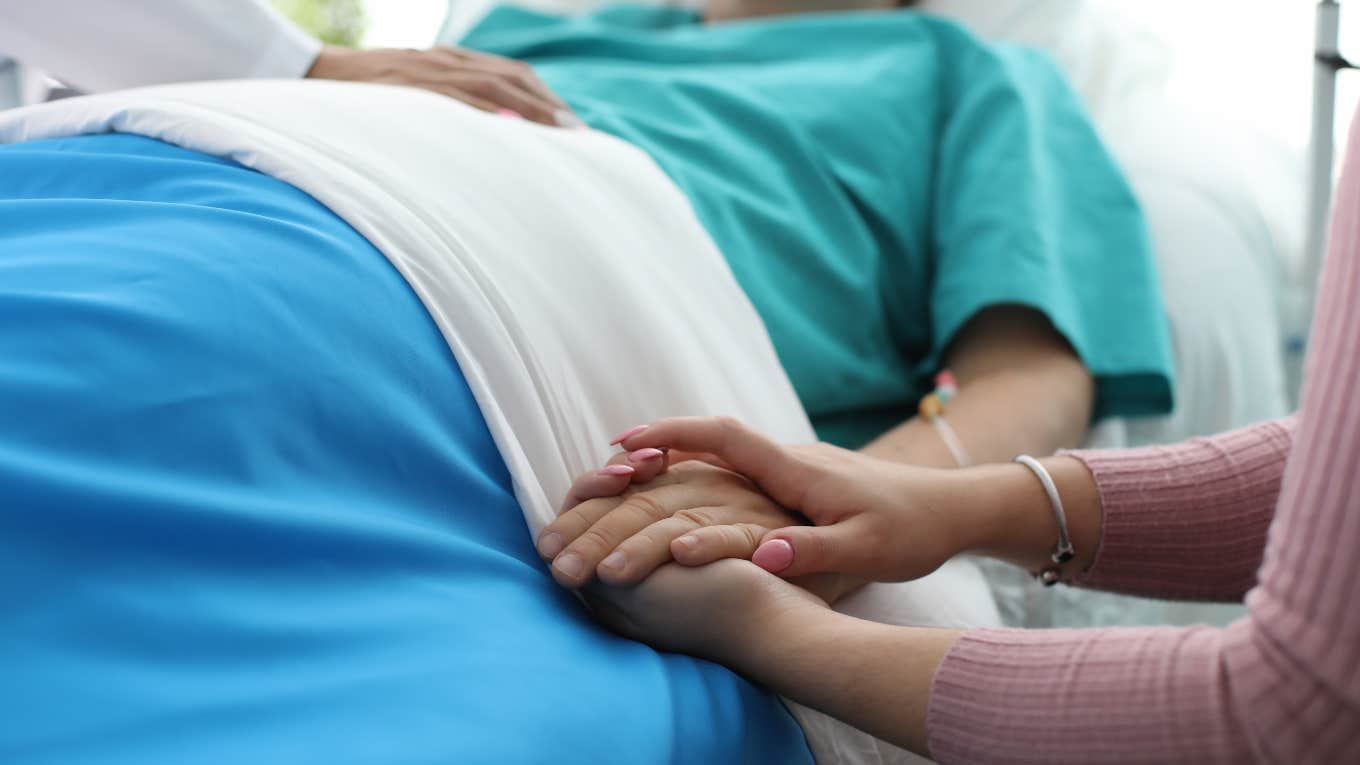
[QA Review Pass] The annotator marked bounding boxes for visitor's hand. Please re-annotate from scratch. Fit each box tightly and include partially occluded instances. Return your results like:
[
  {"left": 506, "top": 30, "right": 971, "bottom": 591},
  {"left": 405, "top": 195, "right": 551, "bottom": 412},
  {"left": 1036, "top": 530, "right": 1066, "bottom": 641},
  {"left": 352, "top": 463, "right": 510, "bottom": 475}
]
[
  {"left": 540, "top": 456, "right": 804, "bottom": 588},
  {"left": 306, "top": 45, "right": 582, "bottom": 128},
  {"left": 614, "top": 417, "right": 991, "bottom": 582},
  {"left": 586, "top": 558, "right": 826, "bottom": 664}
]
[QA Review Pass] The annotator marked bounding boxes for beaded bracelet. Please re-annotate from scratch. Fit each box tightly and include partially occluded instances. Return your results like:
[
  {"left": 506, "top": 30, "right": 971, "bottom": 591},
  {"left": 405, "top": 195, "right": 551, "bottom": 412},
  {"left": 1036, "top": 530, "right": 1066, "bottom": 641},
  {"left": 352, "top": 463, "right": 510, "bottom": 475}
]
[
  {"left": 1013, "top": 454, "right": 1076, "bottom": 586},
  {"left": 918, "top": 370, "right": 972, "bottom": 468}
]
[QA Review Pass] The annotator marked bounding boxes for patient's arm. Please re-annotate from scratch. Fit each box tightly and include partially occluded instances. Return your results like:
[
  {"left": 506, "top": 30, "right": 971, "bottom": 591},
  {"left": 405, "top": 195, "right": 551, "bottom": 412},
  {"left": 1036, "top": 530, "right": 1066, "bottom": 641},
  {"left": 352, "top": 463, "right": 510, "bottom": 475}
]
[
  {"left": 861, "top": 305, "right": 1095, "bottom": 468},
  {"left": 804, "top": 306, "right": 1094, "bottom": 602}
]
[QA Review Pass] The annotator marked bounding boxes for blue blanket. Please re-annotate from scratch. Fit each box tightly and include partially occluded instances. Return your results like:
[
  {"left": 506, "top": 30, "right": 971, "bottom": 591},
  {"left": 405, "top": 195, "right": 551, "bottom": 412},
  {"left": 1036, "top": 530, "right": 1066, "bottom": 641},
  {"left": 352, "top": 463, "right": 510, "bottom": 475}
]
[{"left": 0, "top": 134, "right": 810, "bottom": 764}]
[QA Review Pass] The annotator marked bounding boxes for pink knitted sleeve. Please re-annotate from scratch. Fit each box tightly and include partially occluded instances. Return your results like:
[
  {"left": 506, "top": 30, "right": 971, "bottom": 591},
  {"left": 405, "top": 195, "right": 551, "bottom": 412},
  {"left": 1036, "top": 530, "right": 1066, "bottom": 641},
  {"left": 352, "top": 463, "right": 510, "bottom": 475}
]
[
  {"left": 1064, "top": 416, "right": 1295, "bottom": 600},
  {"left": 924, "top": 104, "right": 1360, "bottom": 761}
]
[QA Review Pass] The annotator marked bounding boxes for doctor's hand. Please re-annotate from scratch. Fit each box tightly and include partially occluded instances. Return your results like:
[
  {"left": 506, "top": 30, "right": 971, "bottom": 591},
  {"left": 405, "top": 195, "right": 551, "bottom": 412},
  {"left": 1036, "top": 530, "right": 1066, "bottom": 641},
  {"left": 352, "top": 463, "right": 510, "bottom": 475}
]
[{"left": 306, "top": 45, "right": 581, "bottom": 128}]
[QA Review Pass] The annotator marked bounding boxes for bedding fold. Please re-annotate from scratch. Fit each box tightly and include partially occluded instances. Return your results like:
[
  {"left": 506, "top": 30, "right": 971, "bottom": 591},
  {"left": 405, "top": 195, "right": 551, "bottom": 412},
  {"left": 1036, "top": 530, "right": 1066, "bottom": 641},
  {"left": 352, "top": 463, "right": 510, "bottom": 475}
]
[{"left": 0, "top": 78, "right": 815, "bottom": 535}]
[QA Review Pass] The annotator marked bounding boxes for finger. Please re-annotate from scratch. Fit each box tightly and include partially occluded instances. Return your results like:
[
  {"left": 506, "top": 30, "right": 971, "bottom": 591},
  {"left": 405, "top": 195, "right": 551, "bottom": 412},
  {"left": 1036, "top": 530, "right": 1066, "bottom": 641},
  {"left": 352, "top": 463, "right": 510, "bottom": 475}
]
[
  {"left": 520, "top": 66, "right": 570, "bottom": 110},
  {"left": 424, "top": 86, "right": 501, "bottom": 115},
  {"left": 549, "top": 483, "right": 698, "bottom": 588},
  {"left": 618, "top": 417, "right": 798, "bottom": 501},
  {"left": 623, "top": 447, "right": 668, "bottom": 483},
  {"left": 668, "top": 450, "right": 735, "bottom": 472},
  {"left": 753, "top": 520, "right": 873, "bottom": 578},
  {"left": 539, "top": 494, "right": 626, "bottom": 562},
  {"left": 670, "top": 522, "right": 769, "bottom": 567},
  {"left": 595, "top": 515, "right": 703, "bottom": 586},
  {"left": 449, "top": 73, "right": 561, "bottom": 127},
  {"left": 610, "top": 427, "right": 721, "bottom": 467},
  {"left": 435, "top": 47, "right": 569, "bottom": 110},
  {"left": 557, "top": 464, "right": 637, "bottom": 515}
]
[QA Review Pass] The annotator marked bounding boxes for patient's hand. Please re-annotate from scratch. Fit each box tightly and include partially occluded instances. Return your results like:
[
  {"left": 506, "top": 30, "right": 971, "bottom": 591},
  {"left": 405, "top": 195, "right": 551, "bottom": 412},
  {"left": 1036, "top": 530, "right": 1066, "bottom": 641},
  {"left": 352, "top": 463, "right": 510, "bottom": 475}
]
[
  {"left": 540, "top": 458, "right": 802, "bottom": 589},
  {"left": 306, "top": 45, "right": 582, "bottom": 128},
  {"left": 586, "top": 558, "right": 826, "bottom": 665}
]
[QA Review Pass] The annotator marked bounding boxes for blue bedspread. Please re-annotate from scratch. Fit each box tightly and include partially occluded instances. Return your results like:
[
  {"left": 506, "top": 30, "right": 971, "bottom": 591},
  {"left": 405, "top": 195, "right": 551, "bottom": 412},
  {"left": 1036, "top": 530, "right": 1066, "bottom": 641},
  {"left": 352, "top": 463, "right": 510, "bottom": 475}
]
[{"left": 0, "top": 134, "right": 810, "bottom": 764}]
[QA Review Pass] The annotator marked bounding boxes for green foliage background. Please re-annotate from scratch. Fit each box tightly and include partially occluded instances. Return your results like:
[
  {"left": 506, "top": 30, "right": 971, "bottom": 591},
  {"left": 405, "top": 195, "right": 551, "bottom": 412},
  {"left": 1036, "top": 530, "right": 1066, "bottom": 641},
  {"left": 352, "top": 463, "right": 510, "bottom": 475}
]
[{"left": 272, "top": 0, "right": 369, "bottom": 47}]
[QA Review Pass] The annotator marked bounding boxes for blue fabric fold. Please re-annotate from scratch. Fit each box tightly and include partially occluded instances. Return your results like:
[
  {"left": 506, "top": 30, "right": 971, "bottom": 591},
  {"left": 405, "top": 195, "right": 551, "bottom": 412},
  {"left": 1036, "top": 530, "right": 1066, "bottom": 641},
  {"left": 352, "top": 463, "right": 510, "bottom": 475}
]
[{"left": 0, "top": 134, "right": 810, "bottom": 765}]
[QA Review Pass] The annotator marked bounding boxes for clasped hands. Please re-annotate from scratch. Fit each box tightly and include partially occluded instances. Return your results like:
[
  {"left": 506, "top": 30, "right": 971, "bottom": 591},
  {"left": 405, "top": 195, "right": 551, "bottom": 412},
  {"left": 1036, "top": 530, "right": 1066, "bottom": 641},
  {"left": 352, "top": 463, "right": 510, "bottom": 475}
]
[{"left": 537, "top": 417, "right": 989, "bottom": 660}]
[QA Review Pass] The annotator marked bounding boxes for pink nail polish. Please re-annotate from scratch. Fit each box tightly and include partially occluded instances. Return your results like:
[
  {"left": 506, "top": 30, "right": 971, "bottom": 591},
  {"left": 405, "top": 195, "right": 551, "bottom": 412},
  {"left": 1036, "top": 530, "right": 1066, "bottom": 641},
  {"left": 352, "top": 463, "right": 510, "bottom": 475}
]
[
  {"left": 627, "top": 448, "right": 664, "bottom": 464},
  {"left": 497, "top": 108, "right": 524, "bottom": 119},
  {"left": 752, "top": 539, "right": 794, "bottom": 573},
  {"left": 610, "top": 425, "right": 648, "bottom": 446},
  {"left": 599, "top": 464, "right": 635, "bottom": 477}
]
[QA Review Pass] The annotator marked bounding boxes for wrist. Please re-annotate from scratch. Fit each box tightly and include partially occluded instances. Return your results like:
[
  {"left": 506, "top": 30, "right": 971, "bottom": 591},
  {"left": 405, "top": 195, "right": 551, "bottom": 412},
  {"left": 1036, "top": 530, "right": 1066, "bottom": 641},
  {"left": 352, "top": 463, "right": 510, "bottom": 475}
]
[
  {"left": 727, "top": 593, "right": 841, "bottom": 678},
  {"left": 964, "top": 456, "right": 1101, "bottom": 576},
  {"left": 959, "top": 461, "right": 1061, "bottom": 569},
  {"left": 305, "top": 45, "right": 360, "bottom": 81}
]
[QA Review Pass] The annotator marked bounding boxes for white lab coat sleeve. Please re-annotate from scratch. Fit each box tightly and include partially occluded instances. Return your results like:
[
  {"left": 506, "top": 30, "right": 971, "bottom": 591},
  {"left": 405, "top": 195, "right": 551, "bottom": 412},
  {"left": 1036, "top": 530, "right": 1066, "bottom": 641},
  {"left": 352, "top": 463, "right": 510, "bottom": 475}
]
[{"left": 0, "top": 0, "right": 323, "bottom": 93}]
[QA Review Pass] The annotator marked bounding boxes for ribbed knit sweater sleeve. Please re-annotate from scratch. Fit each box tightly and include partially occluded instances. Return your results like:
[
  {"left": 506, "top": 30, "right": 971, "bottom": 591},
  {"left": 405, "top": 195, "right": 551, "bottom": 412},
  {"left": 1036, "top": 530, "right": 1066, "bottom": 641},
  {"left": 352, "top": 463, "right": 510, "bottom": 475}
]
[
  {"left": 1063, "top": 416, "right": 1295, "bottom": 600},
  {"left": 925, "top": 106, "right": 1360, "bottom": 762}
]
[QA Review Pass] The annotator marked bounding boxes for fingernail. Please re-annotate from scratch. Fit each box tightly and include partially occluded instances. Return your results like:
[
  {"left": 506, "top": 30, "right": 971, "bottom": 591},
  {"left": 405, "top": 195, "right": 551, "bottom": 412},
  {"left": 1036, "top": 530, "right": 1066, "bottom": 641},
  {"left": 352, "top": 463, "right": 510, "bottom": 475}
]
[
  {"left": 538, "top": 532, "right": 564, "bottom": 559},
  {"left": 627, "top": 448, "right": 664, "bottom": 464},
  {"left": 610, "top": 425, "right": 648, "bottom": 446},
  {"left": 752, "top": 539, "right": 794, "bottom": 573},
  {"left": 673, "top": 535, "right": 698, "bottom": 554},
  {"left": 599, "top": 464, "right": 635, "bottom": 477},
  {"left": 600, "top": 551, "right": 627, "bottom": 571},
  {"left": 555, "top": 109, "right": 587, "bottom": 129},
  {"left": 497, "top": 108, "right": 524, "bottom": 120},
  {"left": 554, "top": 552, "right": 583, "bottom": 579}
]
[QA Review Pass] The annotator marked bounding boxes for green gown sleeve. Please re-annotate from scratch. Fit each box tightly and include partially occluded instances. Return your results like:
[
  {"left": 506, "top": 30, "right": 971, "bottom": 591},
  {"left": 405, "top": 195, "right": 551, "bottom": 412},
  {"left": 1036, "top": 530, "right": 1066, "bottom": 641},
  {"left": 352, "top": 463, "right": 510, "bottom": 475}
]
[{"left": 926, "top": 39, "right": 1175, "bottom": 419}]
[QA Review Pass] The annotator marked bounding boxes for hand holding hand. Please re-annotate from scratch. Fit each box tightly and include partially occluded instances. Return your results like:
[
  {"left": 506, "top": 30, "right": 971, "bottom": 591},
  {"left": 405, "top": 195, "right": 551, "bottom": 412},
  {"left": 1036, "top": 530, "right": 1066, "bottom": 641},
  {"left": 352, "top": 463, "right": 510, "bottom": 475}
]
[
  {"left": 615, "top": 417, "right": 989, "bottom": 582},
  {"left": 539, "top": 453, "right": 803, "bottom": 588}
]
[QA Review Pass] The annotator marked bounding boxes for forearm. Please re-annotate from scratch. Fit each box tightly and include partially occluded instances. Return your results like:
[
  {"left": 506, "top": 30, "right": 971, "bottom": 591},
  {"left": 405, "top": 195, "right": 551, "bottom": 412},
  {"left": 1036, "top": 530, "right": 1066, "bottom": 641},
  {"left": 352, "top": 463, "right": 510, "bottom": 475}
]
[
  {"left": 731, "top": 603, "right": 960, "bottom": 757},
  {"left": 862, "top": 307, "right": 1094, "bottom": 468},
  {"left": 959, "top": 419, "right": 1294, "bottom": 600},
  {"left": 1060, "top": 417, "right": 1295, "bottom": 600}
]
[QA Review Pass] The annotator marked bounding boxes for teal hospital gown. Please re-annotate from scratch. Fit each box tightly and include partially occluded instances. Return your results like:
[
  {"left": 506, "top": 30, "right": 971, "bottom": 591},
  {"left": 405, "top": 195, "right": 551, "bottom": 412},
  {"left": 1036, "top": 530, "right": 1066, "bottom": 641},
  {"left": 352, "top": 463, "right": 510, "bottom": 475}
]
[{"left": 460, "top": 5, "right": 1175, "bottom": 448}]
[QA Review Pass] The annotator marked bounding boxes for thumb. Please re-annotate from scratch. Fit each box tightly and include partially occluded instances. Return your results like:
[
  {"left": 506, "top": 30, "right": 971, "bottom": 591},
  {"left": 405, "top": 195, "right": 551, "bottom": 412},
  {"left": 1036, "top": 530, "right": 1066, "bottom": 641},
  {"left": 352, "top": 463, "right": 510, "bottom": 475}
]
[{"left": 752, "top": 522, "right": 867, "bottom": 578}]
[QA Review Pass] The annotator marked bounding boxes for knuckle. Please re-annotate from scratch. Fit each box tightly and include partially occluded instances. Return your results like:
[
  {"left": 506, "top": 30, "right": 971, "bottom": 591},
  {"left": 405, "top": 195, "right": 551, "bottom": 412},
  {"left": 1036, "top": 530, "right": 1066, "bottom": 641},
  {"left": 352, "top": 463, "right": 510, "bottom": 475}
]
[
  {"left": 627, "top": 526, "right": 671, "bottom": 554},
  {"left": 715, "top": 416, "right": 745, "bottom": 437},
  {"left": 621, "top": 493, "right": 671, "bottom": 523},
  {"left": 576, "top": 527, "right": 614, "bottom": 555},
  {"left": 735, "top": 524, "right": 765, "bottom": 550},
  {"left": 674, "top": 508, "right": 715, "bottom": 527}
]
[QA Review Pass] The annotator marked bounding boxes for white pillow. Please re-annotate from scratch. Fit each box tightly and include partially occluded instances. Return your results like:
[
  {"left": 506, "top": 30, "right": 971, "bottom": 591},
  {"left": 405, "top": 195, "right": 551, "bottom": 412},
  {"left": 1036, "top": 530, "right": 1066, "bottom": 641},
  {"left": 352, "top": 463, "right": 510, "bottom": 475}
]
[{"left": 915, "top": 0, "right": 1174, "bottom": 127}]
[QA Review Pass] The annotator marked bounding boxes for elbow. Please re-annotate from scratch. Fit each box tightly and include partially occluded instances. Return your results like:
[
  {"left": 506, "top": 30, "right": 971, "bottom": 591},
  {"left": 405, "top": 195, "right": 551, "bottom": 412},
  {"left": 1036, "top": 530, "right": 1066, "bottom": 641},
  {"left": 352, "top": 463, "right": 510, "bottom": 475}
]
[
  {"left": 1050, "top": 351, "right": 1095, "bottom": 447},
  {"left": 1219, "top": 614, "right": 1360, "bottom": 761}
]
